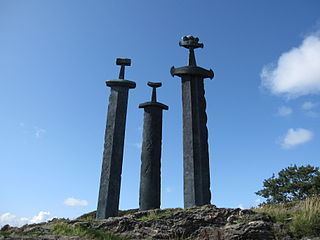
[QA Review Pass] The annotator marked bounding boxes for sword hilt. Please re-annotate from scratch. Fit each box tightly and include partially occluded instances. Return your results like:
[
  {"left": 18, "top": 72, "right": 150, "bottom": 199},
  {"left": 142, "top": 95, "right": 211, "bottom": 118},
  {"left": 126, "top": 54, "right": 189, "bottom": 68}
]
[
  {"left": 179, "top": 35, "right": 203, "bottom": 66},
  {"left": 147, "top": 82, "right": 162, "bottom": 102},
  {"left": 116, "top": 58, "right": 131, "bottom": 79}
]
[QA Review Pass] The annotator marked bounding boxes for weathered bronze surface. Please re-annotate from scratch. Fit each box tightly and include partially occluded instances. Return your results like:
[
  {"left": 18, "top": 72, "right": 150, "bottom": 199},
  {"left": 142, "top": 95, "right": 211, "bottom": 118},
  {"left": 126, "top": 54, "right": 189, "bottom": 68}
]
[
  {"left": 139, "top": 82, "right": 168, "bottom": 211},
  {"left": 171, "top": 36, "right": 214, "bottom": 208},
  {"left": 97, "top": 58, "right": 136, "bottom": 219}
]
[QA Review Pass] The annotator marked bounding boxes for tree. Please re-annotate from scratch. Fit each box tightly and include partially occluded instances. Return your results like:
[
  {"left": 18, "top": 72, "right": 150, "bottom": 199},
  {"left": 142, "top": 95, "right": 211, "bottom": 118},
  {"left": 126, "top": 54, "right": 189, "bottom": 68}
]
[{"left": 256, "top": 165, "right": 320, "bottom": 204}]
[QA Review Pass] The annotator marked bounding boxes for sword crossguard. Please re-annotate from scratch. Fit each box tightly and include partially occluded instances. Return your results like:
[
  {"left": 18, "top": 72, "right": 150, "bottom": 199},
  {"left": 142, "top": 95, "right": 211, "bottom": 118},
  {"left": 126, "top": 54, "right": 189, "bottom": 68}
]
[
  {"left": 147, "top": 81, "right": 162, "bottom": 102},
  {"left": 116, "top": 58, "right": 131, "bottom": 79}
]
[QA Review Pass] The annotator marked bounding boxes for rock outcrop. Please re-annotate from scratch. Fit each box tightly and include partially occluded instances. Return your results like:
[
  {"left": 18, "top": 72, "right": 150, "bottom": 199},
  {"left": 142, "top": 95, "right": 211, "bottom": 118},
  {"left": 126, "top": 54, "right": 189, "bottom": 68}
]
[{"left": 0, "top": 205, "right": 294, "bottom": 239}]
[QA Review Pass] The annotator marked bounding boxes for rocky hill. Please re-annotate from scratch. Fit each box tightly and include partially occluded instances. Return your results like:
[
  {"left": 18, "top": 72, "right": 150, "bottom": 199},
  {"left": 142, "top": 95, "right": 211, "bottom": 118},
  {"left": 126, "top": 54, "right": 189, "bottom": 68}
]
[{"left": 0, "top": 204, "right": 318, "bottom": 240}]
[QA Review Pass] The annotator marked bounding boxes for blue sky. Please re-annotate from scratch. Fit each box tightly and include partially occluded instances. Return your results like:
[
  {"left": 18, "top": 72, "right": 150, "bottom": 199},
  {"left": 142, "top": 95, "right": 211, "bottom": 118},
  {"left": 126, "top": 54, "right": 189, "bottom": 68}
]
[{"left": 1, "top": 0, "right": 320, "bottom": 226}]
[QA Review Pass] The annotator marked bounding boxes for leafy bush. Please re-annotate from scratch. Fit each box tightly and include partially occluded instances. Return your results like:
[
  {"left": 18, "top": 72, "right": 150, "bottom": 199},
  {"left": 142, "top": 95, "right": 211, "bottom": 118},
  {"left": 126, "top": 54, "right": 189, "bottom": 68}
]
[{"left": 256, "top": 165, "right": 320, "bottom": 204}]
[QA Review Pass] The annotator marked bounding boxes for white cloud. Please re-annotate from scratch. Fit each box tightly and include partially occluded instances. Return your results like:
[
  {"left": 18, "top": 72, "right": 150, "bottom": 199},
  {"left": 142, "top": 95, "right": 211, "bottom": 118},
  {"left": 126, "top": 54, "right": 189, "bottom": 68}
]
[
  {"left": 305, "top": 111, "right": 319, "bottom": 118},
  {"left": 0, "top": 213, "right": 17, "bottom": 226},
  {"left": 301, "top": 101, "right": 319, "bottom": 117},
  {"left": 261, "top": 32, "right": 320, "bottom": 98},
  {"left": 277, "top": 106, "right": 292, "bottom": 116},
  {"left": 280, "top": 128, "right": 314, "bottom": 149},
  {"left": 302, "top": 101, "right": 318, "bottom": 110},
  {"left": 237, "top": 204, "right": 245, "bottom": 210},
  {"left": 64, "top": 197, "right": 88, "bottom": 207},
  {"left": 0, "top": 211, "right": 51, "bottom": 227},
  {"left": 29, "top": 211, "right": 51, "bottom": 224},
  {"left": 34, "top": 127, "right": 46, "bottom": 138}
]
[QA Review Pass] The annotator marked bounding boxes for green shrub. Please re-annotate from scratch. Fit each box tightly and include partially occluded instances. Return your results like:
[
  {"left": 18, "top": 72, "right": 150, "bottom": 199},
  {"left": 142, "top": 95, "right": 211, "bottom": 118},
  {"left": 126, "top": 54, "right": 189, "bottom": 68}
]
[{"left": 256, "top": 165, "right": 320, "bottom": 204}]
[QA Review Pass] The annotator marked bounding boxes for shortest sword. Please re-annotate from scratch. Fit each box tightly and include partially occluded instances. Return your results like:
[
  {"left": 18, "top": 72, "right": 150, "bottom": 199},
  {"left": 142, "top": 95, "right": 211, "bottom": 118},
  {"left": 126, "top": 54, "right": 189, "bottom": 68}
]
[
  {"left": 116, "top": 58, "right": 131, "bottom": 79},
  {"left": 147, "top": 82, "right": 162, "bottom": 102}
]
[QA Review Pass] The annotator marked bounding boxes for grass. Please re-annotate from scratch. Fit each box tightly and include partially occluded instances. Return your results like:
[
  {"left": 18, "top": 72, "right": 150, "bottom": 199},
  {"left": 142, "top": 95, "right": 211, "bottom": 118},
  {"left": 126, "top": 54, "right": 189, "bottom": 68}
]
[
  {"left": 52, "top": 222, "right": 126, "bottom": 240},
  {"left": 254, "top": 196, "right": 320, "bottom": 238},
  {"left": 290, "top": 197, "right": 320, "bottom": 237},
  {"left": 0, "top": 231, "right": 10, "bottom": 238},
  {"left": 76, "top": 209, "right": 139, "bottom": 221},
  {"left": 137, "top": 209, "right": 177, "bottom": 222},
  {"left": 0, "top": 221, "right": 125, "bottom": 240}
]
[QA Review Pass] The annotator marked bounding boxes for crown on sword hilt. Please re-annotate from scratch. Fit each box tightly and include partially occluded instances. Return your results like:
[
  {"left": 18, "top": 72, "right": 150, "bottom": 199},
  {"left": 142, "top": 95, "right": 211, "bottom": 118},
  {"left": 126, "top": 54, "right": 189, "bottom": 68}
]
[{"left": 179, "top": 35, "right": 203, "bottom": 66}]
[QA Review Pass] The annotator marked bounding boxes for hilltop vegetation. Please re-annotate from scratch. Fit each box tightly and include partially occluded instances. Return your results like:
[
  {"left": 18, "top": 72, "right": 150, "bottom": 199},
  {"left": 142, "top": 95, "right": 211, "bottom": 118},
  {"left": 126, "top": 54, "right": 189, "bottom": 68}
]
[
  {"left": 2, "top": 165, "right": 320, "bottom": 239},
  {"left": 254, "top": 196, "right": 320, "bottom": 239},
  {"left": 1, "top": 200, "right": 320, "bottom": 240},
  {"left": 256, "top": 165, "right": 320, "bottom": 204}
]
